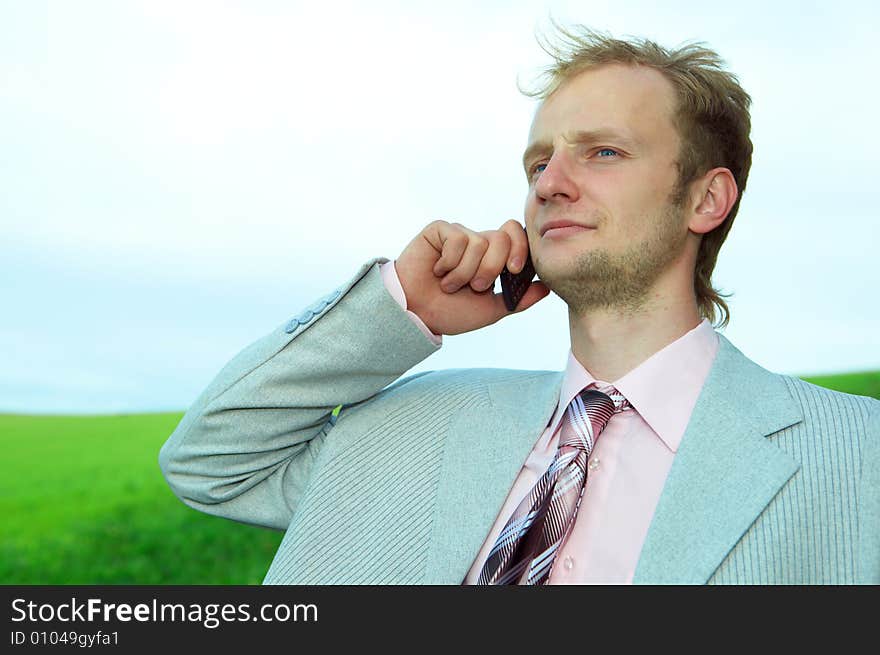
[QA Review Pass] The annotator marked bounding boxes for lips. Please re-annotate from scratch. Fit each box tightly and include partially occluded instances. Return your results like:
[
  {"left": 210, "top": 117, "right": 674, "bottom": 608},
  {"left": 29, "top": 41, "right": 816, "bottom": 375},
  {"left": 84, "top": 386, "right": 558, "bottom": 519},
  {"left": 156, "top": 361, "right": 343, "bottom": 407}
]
[{"left": 539, "top": 220, "right": 595, "bottom": 237}]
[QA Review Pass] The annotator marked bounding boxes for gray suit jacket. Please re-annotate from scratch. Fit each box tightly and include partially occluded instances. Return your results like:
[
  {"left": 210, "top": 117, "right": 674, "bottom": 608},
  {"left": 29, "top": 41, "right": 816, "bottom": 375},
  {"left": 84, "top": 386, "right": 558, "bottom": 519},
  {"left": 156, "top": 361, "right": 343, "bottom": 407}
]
[{"left": 159, "top": 257, "right": 880, "bottom": 584}]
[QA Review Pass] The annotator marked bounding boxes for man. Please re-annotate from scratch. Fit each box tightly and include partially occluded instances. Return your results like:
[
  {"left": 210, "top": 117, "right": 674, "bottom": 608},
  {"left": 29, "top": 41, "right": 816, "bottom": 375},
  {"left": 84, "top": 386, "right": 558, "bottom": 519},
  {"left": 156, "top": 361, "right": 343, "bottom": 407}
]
[{"left": 159, "top": 26, "right": 879, "bottom": 584}]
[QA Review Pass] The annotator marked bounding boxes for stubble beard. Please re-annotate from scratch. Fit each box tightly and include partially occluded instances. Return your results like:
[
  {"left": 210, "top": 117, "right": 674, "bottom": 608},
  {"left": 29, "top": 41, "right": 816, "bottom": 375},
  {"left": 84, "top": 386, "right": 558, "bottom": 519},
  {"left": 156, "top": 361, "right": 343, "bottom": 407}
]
[{"left": 533, "top": 201, "right": 688, "bottom": 316}]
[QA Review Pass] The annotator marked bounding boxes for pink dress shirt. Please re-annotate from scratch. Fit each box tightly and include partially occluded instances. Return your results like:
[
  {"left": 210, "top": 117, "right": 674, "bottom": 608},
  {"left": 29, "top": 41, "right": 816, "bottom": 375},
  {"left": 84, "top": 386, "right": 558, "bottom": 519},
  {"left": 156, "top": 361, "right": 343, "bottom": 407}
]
[{"left": 379, "top": 260, "right": 719, "bottom": 584}]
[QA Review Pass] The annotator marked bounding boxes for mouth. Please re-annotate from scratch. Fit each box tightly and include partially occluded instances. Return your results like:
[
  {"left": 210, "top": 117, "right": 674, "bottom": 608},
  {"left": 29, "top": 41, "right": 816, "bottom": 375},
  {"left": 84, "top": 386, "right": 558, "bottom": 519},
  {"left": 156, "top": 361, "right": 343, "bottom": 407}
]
[{"left": 540, "top": 222, "right": 596, "bottom": 239}]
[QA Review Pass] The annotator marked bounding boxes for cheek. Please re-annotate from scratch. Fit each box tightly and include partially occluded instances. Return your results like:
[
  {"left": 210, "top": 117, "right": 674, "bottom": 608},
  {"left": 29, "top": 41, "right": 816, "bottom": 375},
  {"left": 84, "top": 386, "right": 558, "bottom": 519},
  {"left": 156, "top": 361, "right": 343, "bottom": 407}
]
[
  {"left": 523, "top": 188, "right": 538, "bottom": 217},
  {"left": 590, "top": 165, "right": 673, "bottom": 218},
  {"left": 581, "top": 174, "right": 634, "bottom": 225}
]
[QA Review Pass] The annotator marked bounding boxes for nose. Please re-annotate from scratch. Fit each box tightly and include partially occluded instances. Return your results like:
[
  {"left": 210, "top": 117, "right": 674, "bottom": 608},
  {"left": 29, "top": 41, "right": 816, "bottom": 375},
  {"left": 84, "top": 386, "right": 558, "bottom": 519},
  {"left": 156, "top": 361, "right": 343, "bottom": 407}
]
[{"left": 534, "top": 151, "right": 580, "bottom": 205}]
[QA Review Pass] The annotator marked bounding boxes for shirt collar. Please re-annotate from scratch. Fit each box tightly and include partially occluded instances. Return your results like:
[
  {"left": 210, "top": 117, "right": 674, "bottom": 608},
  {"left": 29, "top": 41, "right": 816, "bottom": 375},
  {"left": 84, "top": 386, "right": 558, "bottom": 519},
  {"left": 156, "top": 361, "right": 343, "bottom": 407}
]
[{"left": 546, "top": 319, "right": 719, "bottom": 453}]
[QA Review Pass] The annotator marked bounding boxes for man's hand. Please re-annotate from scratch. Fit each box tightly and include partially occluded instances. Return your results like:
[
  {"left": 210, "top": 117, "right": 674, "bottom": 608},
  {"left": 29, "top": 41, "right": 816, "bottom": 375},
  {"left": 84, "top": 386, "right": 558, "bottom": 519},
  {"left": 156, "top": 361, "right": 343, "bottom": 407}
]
[{"left": 394, "top": 219, "right": 551, "bottom": 336}]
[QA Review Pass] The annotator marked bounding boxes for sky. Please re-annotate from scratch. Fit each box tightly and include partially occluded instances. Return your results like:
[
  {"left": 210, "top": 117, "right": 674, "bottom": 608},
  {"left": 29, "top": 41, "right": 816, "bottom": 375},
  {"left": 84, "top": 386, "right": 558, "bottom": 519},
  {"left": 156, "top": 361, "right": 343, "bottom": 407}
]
[{"left": 2, "top": 0, "right": 878, "bottom": 414}]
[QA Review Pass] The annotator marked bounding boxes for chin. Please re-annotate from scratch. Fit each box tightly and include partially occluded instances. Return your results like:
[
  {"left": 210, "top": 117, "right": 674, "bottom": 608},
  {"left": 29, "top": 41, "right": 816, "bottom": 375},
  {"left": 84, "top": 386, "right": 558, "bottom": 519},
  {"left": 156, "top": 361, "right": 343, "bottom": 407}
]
[{"left": 534, "top": 244, "right": 593, "bottom": 276}]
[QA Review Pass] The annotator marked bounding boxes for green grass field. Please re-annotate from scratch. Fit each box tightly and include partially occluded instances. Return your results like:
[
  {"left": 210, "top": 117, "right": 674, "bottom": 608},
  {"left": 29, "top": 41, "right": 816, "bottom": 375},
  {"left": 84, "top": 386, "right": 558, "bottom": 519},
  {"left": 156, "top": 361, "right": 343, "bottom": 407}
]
[
  {"left": 0, "top": 413, "right": 283, "bottom": 584},
  {"left": 800, "top": 370, "right": 880, "bottom": 401},
  {"left": 2, "top": 371, "right": 878, "bottom": 584}
]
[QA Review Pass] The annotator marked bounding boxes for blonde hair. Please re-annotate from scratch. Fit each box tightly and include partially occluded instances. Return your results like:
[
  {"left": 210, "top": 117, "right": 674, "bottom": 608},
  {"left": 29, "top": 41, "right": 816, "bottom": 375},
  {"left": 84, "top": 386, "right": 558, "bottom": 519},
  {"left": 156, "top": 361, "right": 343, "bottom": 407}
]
[{"left": 520, "top": 22, "right": 753, "bottom": 328}]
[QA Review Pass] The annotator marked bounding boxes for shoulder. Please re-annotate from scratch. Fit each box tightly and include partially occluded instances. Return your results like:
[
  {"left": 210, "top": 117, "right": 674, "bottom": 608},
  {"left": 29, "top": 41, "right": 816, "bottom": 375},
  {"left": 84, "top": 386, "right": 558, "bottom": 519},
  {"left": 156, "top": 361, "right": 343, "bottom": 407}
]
[
  {"left": 336, "top": 367, "right": 561, "bottom": 422},
  {"left": 378, "top": 367, "right": 561, "bottom": 400},
  {"left": 716, "top": 334, "right": 879, "bottom": 432},
  {"left": 778, "top": 375, "right": 880, "bottom": 431},
  {"left": 340, "top": 368, "right": 562, "bottom": 407}
]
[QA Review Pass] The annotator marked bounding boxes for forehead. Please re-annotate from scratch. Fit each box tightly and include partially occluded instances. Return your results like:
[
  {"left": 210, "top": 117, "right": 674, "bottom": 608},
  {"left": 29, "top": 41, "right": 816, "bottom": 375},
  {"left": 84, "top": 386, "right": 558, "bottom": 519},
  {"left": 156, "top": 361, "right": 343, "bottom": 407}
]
[{"left": 527, "top": 63, "right": 679, "bottom": 150}]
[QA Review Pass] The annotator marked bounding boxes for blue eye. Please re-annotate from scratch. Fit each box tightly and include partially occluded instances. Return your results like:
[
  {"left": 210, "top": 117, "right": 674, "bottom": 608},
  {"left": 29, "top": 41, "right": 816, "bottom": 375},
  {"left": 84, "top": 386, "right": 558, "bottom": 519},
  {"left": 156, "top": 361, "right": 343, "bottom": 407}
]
[
  {"left": 597, "top": 148, "right": 619, "bottom": 157},
  {"left": 529, "top": 163, "right": 547, "bottom": 179}
]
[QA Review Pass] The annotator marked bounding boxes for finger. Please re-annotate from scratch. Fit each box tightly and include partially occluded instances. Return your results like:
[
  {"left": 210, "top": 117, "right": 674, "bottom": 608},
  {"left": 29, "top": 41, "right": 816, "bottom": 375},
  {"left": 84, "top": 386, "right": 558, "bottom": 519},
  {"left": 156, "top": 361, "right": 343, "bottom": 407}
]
[
  {"left": 431, "top": 222, "right": 470, "bottom": 277},
  {"left": 439, "top": 230, "right": 490, "bottom": 292},
  {"left": 498, "top": 220, "right": 530, "bottom": 274},
  {"left": 468, "top": 230, "right": 512, "bottom": 292}
]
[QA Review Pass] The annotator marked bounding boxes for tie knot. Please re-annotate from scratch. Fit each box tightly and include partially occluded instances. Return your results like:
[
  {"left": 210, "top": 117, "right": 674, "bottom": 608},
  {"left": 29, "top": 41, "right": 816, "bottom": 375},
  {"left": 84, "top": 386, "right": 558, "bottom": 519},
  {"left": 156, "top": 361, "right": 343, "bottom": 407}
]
[
  {"left": 584, "top": 384, "right": 630, "bottom": 413},
  {"left": 561, "top": 386, "right": 629, "bottom": 454}
]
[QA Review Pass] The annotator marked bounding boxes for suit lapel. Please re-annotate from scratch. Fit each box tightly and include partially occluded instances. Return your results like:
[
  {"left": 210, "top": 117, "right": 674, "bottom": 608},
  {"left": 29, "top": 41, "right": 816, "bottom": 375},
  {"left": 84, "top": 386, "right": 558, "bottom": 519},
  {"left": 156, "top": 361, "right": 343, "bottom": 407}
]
[
  {"left": 633, "top": 335, "right": 803, "bottom": 584},
  {"left": 421, "top": 371, "right": 563, "bottom": 583}
]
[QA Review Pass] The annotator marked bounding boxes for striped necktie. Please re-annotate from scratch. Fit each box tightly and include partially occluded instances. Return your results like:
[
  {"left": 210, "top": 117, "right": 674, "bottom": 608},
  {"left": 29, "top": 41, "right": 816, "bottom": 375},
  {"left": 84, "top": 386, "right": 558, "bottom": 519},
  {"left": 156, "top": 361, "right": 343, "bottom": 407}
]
[{"left": 477, "top": 386, "right": 630, "bottom": 585}]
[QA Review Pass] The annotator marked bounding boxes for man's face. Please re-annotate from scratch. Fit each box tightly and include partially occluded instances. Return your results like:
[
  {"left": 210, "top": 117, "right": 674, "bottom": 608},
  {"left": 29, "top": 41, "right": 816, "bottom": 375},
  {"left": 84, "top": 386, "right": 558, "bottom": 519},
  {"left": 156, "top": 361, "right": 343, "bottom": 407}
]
[{"left": 522, "top": 63, "right": 690, "bottom": 314}]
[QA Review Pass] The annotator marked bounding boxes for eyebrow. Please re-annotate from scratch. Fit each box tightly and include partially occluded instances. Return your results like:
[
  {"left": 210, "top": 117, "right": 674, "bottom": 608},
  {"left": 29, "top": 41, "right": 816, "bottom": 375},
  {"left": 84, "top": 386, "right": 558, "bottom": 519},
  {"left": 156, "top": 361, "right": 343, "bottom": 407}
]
[{"left": 521, "top": 128, "right": 640, "bottom": 171}]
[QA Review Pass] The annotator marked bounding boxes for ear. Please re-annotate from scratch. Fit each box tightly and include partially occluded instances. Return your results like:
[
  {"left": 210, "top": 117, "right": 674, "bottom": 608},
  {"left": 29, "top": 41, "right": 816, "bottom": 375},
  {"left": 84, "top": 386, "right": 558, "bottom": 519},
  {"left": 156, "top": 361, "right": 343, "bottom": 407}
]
[{"left": 688, "top": 167, "right": 738, "bottom": 235}]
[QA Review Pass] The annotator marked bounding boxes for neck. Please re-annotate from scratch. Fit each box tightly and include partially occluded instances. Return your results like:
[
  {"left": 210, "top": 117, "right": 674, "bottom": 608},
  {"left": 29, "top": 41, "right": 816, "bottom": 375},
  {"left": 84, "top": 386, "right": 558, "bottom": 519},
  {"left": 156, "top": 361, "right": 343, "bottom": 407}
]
[{"left": 568, "top": 278, "right": 702, "bottom": 382}]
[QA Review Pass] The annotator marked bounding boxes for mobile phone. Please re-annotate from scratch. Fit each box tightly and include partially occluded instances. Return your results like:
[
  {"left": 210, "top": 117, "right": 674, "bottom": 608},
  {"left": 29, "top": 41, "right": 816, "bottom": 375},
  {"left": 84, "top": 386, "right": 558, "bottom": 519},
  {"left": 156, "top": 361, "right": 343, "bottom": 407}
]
[{"left": 500, "top": 249, "right": 536, "bottom": 312}]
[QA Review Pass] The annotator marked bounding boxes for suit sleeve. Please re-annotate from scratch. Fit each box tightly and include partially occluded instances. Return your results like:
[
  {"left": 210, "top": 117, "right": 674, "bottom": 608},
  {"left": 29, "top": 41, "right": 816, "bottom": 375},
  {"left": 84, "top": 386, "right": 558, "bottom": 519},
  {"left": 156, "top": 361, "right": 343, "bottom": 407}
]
[{"left": 158, "top": 257, "right": 442, "bottom": 530}]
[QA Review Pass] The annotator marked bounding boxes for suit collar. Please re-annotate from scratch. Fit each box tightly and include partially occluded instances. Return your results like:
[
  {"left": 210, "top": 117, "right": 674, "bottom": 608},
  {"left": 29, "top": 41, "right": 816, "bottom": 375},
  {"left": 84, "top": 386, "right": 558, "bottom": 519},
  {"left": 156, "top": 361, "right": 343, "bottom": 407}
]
[{"left": 632, "top": 334, "right": 803, "bottom": 583}]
